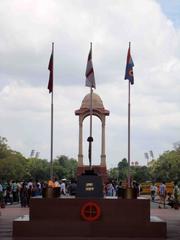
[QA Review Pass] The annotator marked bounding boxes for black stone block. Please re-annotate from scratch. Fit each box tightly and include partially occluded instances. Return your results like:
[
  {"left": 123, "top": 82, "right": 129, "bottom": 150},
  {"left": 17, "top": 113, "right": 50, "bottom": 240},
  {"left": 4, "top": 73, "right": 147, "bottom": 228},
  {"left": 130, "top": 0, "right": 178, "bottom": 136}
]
[{"left": 76, "top": 173, "right": 104, "bottom": 198}]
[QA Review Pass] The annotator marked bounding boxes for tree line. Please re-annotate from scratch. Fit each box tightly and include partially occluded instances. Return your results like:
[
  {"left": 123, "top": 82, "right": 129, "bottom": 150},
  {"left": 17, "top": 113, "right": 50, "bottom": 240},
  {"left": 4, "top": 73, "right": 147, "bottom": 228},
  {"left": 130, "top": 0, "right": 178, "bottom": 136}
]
[
  {"left": 0, "top": 137, "right": 77, "bottom": 181},
  {"left": 109, "top": 149, "right": 180, "bottom": 183},
  {"left": 0, "top": 136, "right": 180, "bottom": 183}
]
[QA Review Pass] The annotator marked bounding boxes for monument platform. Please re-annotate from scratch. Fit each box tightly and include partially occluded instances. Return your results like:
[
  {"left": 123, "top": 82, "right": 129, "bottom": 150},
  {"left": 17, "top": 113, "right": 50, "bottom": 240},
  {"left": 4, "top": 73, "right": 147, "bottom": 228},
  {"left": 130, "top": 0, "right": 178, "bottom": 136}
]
[{"left": 13, "top": 197, "right": 166, "bottom": 239}]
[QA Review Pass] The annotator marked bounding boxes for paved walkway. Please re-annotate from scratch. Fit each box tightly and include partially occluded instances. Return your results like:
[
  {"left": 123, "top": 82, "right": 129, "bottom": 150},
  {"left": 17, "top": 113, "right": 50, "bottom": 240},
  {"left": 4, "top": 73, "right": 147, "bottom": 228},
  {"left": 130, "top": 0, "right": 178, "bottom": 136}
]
[
  {"left": 0, "top": 202, "right": 179, "bottom": 240},
  {"left": 0, "top": 205, "right": 27, "bottom": 240}
]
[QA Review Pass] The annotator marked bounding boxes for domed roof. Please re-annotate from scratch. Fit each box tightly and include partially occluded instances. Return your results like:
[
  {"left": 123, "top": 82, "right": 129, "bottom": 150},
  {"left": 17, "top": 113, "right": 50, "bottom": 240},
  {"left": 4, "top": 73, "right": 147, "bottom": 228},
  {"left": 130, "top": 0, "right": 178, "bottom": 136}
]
[{"left": 81, "top": 92, "right": 104, "bottom": 109}]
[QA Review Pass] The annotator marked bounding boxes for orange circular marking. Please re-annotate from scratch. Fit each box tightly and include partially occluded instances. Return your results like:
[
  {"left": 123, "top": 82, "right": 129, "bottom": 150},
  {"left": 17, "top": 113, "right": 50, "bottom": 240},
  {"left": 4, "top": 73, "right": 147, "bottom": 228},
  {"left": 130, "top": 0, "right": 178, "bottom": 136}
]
[{"left": 80, "top": 201, "right": 101, "bottom": 222}]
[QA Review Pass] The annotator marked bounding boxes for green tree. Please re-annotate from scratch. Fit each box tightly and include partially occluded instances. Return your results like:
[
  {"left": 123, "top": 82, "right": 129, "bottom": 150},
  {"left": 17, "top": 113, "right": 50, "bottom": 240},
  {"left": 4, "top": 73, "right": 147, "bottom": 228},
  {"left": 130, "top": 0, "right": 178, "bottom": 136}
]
[
  {"left": 26, "top": 158, "right": 49, "bottom": 181},
  {"left": 0, "top": 137, "right": 11, "bottom": 158},
  {"left": 131, "top": 166, "right": 151, "bottom": 183},
  {"left": 53, "top": 155, "right": 78, "bottom": 180},
  {"left": 0, "top": 151, "right": 27, "bottom": 181},
  {"left": 117, "top": 158, "right": 128, "bottom": 180},
  {"left": 149, "top": 150, "right": 180, "bottom": 182},
  {"left": 0, "top": 136, "right": 78, "bottom": 181},
  {"left": 109, "top": 167, "right": 119, "bottom": 180}
]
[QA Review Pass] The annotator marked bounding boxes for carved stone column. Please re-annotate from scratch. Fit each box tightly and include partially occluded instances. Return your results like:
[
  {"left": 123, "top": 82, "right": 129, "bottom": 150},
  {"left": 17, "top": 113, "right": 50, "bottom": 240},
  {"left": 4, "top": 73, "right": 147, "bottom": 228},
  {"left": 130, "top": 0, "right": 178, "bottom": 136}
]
[
  {"left": 78, "top": 117, "right": 83, "bottom": 167},
  {"left": 75, "top": 92, "right": 109, "bottom": 180},
  {"left": 101, "top": 117, "right": 106, "bottom": 167}
]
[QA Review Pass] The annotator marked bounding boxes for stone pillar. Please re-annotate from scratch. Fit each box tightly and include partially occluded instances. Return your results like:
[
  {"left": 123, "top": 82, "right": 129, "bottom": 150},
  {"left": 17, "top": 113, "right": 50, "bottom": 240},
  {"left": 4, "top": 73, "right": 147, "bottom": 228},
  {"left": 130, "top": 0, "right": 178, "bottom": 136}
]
[
  {"left": 78, "top": 118, "right": 83, "bottom": 166},
  {"left": 101, "top": 118, "right": 106, "bottom": 167}
]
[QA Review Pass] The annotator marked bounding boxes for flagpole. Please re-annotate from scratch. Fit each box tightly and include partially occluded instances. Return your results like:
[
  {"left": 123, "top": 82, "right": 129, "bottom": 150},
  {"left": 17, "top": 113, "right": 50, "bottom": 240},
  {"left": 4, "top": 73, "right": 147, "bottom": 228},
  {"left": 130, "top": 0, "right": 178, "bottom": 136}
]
[
  {"left": 128, "top": 77, "right": 131, "bottom": 188},
  {"left": 50, "top": 42, "right": 54, "bottom": 179},
  {"left": 88, "top": 86, "right": 93, "bottom": 169},
  {"left": 86, "top": 42, "right": 95, "bottom": 170},
  {"left": 124, "top": 41, "right": 134, "bottom": 189},
  {"left": 127, "top": 41, "right": 132, "bottom": 188}
]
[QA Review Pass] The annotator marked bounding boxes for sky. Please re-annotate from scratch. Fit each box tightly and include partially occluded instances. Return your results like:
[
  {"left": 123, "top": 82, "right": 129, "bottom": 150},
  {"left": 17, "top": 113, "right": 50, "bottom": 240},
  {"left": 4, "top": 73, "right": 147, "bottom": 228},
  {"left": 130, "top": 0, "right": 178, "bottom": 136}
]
[{"left": 0, "top": 0, "right": 180, "bottom": 168}]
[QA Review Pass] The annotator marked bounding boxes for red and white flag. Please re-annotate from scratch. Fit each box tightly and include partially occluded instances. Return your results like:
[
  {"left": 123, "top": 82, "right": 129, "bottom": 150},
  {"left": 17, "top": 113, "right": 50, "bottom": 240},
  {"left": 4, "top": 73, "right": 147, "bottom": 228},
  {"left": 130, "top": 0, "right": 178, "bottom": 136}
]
[{"left": 85, "top": 44, "right": 96, "bottom": 88}]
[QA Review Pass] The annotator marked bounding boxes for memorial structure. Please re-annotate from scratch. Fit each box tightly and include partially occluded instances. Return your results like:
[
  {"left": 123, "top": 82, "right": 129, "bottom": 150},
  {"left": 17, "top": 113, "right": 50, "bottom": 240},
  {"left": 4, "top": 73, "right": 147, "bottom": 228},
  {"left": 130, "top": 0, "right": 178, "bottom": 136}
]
[
  {"left": 13, "top": 91, "right": 167, "bottom": 240},
  {"left": 75, "top": 92, "right": 109, "bottom": 183},
  {"left": 13, "top": 42, "right": 166, "bottom": 239}
]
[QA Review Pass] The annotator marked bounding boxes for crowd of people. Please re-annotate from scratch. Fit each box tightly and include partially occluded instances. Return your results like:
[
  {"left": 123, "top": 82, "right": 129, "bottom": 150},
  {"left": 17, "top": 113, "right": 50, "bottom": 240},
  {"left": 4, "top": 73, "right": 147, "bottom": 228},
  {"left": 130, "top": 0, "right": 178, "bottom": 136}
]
[
  {"left": 0, "top": 179, "right": 76, "bottom": 207},
  {"left": 150, "top": 181, "right": 180, "bottom": 209},
  {"left": 104, "top": 180, "right": 141, "bottom": 198},
  {"left": 0, "top": 178, "right": 141, "bottom": 207},
  {"left": 0, "top": 179, "right": 179, "bottom": 209}
]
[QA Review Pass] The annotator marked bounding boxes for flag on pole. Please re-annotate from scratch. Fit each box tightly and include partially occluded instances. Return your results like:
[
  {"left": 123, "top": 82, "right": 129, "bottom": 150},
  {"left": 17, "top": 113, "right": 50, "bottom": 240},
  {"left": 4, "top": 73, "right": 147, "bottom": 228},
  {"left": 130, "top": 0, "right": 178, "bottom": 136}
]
[
  {"left": 48, "top": 49, "right": 53, "bottom": 93},
  {"left": 85, "top": 43, "right": 96, "bottom": 88},
  {"left": 125, "top": 44, "right": 134, "bottom": 85}
]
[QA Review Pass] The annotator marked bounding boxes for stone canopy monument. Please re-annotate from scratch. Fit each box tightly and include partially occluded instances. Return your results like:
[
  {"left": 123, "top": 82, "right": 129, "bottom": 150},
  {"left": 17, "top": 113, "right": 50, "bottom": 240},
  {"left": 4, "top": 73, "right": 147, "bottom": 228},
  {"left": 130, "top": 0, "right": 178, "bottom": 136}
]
[
  {"left": 75, "top": 92, "right": 110, "bottom": 181},
  {"left": 75, "top": 92, "right": 109, "bottom": 198},
  {"left": 75, "top": 92, "right": 109, "bottom": 183}
]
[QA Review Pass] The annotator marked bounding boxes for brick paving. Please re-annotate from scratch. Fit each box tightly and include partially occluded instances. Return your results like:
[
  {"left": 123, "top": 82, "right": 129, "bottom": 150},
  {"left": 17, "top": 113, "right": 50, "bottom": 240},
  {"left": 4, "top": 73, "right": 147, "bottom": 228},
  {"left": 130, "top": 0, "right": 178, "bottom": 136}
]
[{"left": 0, "top": 202, "right": 179, "bottom": 240}]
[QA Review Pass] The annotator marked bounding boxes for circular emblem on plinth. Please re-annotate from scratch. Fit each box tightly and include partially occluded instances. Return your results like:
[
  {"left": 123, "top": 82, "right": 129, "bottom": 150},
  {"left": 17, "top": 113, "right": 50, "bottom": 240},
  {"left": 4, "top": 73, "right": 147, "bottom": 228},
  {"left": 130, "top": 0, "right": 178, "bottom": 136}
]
[{"left": 80, "top": 201, "right": 101, "bottom": 222}]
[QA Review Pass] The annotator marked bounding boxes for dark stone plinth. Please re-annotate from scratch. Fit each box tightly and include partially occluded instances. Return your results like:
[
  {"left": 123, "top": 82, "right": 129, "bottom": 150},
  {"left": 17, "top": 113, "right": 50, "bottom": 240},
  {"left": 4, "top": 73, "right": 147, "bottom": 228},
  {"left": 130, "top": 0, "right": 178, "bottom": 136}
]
[
  {"left": 13, "top": 198, "right": 166, "bottom": 239},
  {"left": 76, "top": 170, "right": 104, "bottom": 198},
  {"left": 77, "top": 165, "right": 108, "bottom": 183}
]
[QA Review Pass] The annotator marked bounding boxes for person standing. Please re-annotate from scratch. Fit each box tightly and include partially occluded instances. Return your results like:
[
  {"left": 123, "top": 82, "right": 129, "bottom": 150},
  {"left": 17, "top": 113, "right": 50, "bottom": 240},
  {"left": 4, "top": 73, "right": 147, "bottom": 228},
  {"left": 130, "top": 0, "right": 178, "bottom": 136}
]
[
  {"left": 158, "top": 182, "right": 166, "bottom": 208},
  {"left": 0, "top": 180, "right": 4, "bottom": 207},
  {"left": 150, "top": 183, "right": 157, "bottom": 202},
  {"left": 20, "top": 182, "right": 28, "bottom": 207},
  {"left": 12, "top": 181, "right": 18, "bottom": 202},
  {"left": 54, "top": 178, "right": 60, "bottom": 198},
  {"left": 106, "top": 181, "right": 115, "bottom": 197},
  {"left": 68, "top": 179, "right": 77, "bottom": 196},
  {"left": 60, "top": 180, "right": 66, "bottom": 195},
  {"left": 116, "top": 181, "right": 124, "bottom": 198},
  {"left": 173, "top": 181, "right": 180, "bottom": 209}
]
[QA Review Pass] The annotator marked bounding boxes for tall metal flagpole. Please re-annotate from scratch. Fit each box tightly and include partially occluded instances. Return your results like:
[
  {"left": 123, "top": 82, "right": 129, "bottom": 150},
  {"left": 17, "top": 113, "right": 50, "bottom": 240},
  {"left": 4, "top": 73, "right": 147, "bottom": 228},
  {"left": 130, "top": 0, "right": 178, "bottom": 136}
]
[
  {"left": 124, "top": 42, "right": 134, "bottom": 189},
  {"left": 88, "top": 86, "right": 93, "bottom": 169},
  {"left": 127, "top": 41, "right": 132, "bottom": 188},
  {"left": 127, "top": 77, "right": 131, "bottom": 188},
  {"left": 50, "top": 42, "right": 54, "bottom": 179}
]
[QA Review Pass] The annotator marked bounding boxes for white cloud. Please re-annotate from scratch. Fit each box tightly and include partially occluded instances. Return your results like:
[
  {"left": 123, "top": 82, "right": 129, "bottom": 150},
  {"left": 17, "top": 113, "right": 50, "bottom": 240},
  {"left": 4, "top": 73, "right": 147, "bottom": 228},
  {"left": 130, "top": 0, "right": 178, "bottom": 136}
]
[{"left": 0, "top": 0, "right": 180, "bottom": 169}]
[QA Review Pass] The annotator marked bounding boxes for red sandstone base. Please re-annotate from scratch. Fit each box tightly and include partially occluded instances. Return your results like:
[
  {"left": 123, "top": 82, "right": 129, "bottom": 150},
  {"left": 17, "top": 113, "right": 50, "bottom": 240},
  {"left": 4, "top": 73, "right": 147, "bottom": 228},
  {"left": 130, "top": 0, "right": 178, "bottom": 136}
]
[{"left": 13, "top": 198, "right": 166, "bottom": 239}]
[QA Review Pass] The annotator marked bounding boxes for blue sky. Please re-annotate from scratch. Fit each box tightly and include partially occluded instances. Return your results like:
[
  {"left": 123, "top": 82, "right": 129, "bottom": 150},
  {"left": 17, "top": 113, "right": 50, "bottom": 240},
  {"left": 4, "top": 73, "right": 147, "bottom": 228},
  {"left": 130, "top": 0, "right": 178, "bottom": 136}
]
[{"left": 158, "top": 0, "right": 180, "bottom": 27}]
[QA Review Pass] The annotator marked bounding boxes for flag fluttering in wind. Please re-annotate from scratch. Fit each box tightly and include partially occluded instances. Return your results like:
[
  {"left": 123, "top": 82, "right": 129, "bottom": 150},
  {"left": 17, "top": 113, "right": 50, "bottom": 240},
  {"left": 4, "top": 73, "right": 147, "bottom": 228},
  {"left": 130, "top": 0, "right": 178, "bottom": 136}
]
[
  {"left": 85, "top": 43, "right": 96, "bottom": 89},
  {"left": 125, "top": 44, "right": 134, "bottom": 85},
  {"left": 48, "top": 50, "right": 53, "bottom": 93}
]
